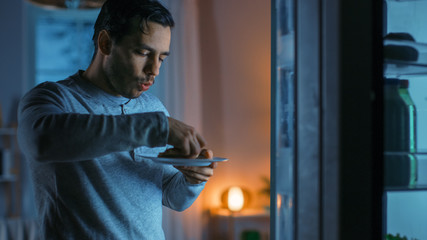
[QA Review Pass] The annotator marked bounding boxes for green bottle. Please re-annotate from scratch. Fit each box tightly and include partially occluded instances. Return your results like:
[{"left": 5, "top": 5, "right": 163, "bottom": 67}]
[
  {"left": 384, "top": 78, "right": 412, "bottom": 152},
  {"left": 398, "top": 80, "right": 416, "bottom": 152},
  {"left": 384, "top": 78, "right": 417, "bottom": 187},
  {"left": 398, "top": 80, "right": 417, "bottom": 187}
]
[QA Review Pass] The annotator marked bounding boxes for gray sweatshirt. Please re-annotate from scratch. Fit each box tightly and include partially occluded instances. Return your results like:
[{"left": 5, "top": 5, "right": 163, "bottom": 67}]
[{"left": 17, "top": 71, "right": 204, "bottom": 240}]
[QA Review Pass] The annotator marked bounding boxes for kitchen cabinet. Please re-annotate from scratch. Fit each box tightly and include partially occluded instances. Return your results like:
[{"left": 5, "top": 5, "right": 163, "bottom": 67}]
[{"left": 208, "top": 210, "right": 269, "bottom": 240}]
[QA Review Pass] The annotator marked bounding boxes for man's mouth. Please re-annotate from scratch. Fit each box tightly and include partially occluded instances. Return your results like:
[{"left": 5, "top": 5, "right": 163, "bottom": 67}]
[{"left": 140, "top": 81, "right": 153, "bottom": 91}]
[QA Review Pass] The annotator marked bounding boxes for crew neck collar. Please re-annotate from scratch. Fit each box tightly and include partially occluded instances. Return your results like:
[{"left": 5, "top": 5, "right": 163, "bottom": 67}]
[{"left": 72, "top": 70, "right": 132, "bottom": 105}]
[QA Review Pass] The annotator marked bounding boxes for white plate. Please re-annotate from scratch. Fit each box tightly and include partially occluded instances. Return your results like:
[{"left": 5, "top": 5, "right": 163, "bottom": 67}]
[{"left": 140, "top": 156, "right": 228, "bottom": 166}]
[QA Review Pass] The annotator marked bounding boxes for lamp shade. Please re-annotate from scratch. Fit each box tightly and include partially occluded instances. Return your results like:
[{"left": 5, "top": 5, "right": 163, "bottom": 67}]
[{"left": 228, "top": 187, "right": 244, "bottom": 212}]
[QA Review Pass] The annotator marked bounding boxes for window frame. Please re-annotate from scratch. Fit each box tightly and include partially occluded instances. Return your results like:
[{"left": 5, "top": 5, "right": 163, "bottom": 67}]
[{"left": 24, "top": 2, "right": 99, "bottom": 92}]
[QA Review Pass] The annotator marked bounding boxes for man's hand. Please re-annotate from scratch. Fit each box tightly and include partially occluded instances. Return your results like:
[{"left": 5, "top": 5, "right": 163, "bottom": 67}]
[
  {"left": 175, "top": 149, "right": 217, "bottom": 184},
  {"left": 161, "top": 117, "right": 207, "bottom": 158}
]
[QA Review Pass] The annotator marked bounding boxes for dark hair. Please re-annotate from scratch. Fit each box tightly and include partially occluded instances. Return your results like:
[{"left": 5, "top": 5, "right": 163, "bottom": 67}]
[{"left": 91, "top": 0, "right": 174, "bottom": 56}]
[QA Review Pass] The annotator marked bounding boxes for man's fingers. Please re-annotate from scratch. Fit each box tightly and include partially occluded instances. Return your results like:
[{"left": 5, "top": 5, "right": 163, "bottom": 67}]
[
  {"left": 181, "top": 170, "right": 209, "bottom": 182},
  {"left": 197, "top": 149, "right": 213, "bottom": 159},
  {"left": 188, "top": 138, "right": 201, "bottom": 158},
  {"left": 172, "top": 154, "right": 217, "bottom": 184},
  {"left": 196, "top": 133, "right": 207, "bottom": 148},
  {"left": 210, "top": 162, "right": 218, "bottom": 169},
  {"left": 176, "top": 164, "right": 214, "bottom": 175},
  {"left": 177, "top": 167, "right": 213, "bottom": 182},
  {"left": 197, "top": 149, "right": 208, "bottom": 159},
  {"left": 158, "top": 148, "right": 181, "bottom": 157},
  {"left": 158, "top": 146, "right": 199, "bottom": 159},
  {"left": 167, "top": 117, "right": 205, "bottom": 158}
]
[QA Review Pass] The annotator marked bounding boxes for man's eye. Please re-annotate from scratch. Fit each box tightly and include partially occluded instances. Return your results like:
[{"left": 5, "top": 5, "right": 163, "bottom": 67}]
[
  {"left": 136, "top": 50, "right": 149, "bottom": 56},
  {"left": 159, "top": 56, "right": 168, "bottom": 62}
]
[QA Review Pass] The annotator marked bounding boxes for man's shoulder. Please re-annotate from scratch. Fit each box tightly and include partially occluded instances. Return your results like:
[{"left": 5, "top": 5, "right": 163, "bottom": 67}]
[
  {"left": 33, "top": 79, "right": 73, "bottom": 92},
  {"left": 21, "top": 74, "right": 81, "bottom": 105},
  {"left": 31, "top": 74, "right": 78, "bottom": 92}
]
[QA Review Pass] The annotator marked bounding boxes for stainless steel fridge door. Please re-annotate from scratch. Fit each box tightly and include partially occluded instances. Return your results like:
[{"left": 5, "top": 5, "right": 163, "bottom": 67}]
[{"left": 271, "top": 0, "right": 383, "bottom": 239}]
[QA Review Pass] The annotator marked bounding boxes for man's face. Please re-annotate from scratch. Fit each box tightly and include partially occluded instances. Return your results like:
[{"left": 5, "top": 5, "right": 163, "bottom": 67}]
[{"left": 104, "top": 21, "right": 171, "bottom": 99}]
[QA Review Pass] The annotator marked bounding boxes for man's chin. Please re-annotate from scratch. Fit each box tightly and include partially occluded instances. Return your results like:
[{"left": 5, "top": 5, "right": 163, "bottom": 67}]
[
  {"left": 121, "top": 91, "right": 143, "bottom": 99},
  {"left": 131, "top": 91, "right": 144, "bottom": 99}
]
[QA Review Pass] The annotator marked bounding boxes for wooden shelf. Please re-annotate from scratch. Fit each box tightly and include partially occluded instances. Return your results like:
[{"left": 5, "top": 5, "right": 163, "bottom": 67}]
[{"left": 0, "top": 175, "right": 17, "bottom": 182}]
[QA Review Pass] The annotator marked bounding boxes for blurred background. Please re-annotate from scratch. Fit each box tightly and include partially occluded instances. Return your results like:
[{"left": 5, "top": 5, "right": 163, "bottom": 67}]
[{"left": 0, "top": 0, "right": 270, "bottom": 239}]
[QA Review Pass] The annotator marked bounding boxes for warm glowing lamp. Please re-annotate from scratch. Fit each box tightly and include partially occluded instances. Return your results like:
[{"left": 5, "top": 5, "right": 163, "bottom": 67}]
[
  {"left": 228, "top": 187, "right": 244, "bottom": 212},
  {"left": 221, "top": 186, "right": 250, "bottom": 213}
]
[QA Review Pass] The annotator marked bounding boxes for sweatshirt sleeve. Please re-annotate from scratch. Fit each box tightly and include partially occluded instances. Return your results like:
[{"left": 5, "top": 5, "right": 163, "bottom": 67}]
[
  {"left": 161, "top": 165, "right": 205, "bottom": 212},
  {"left": 17, "top": 84, "right": 169, "bottom": 163}
]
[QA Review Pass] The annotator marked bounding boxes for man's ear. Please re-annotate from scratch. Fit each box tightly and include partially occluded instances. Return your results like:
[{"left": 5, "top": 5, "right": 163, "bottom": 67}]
[{"left": 98, "top": 30, "right": 112, "bottom": 55}]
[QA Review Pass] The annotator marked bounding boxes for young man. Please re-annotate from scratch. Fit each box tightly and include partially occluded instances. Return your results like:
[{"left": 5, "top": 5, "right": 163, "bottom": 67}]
[{"left": 17, "top": 0, "right": 215, "bottom": 239}]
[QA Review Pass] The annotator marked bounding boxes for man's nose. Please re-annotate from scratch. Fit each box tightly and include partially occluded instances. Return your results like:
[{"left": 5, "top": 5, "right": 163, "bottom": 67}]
[{"left": 145, "top": 57, "right": 161, "bottom": 77}]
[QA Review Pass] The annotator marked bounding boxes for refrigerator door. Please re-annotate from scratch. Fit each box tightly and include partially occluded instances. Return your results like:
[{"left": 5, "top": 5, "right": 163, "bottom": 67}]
[
  {"left": 271, "top": 0, "right": 295, "bottom": 239},
  {"left": 272, "top": 0, "right": 383, "bottom": 239}
]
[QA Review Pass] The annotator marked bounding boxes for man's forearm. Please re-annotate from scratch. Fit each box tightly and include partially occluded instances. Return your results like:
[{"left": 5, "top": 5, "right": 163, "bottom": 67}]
[{"left": 18, "top": 111, "right": 168, "bottom": 162}]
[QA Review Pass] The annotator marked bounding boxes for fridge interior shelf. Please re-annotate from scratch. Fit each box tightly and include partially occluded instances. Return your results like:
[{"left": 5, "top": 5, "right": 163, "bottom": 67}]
[
  {"left": 384, "top": 150, "right": 427, "bottom": 156},
  {"left": 384, "top": 40, "right": 427, "bottom": 77},
  {"left": 385, "top": 185, "right": 427, "bottom": 191}
]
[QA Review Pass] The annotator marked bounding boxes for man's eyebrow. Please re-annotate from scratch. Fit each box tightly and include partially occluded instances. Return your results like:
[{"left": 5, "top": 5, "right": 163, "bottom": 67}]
[{"left": 138, "top": 44, "right": 170, "bottom": 56}]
